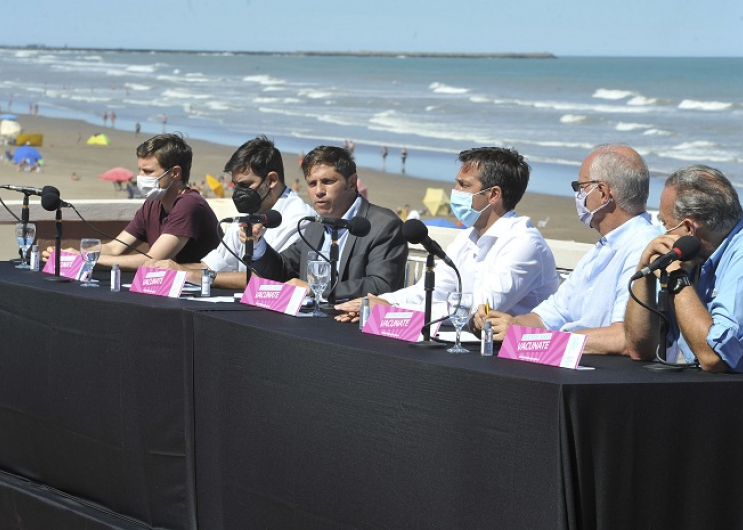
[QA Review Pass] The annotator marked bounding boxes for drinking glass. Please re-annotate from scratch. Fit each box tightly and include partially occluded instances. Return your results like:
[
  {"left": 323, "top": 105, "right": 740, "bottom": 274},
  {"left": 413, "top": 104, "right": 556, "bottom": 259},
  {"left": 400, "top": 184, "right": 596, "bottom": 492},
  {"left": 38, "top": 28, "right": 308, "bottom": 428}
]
[
  {"left": 446, "top": 292, "right": 473, "bottom": 354},
  {"left": 80, "top": 238, "right": 102, "bottom": 287},
  {"left": 14, "top": 222, "right": 36, "bottom": 269},
  {"left": 307, "top": 257, "right": 331, "bottom": 317}
]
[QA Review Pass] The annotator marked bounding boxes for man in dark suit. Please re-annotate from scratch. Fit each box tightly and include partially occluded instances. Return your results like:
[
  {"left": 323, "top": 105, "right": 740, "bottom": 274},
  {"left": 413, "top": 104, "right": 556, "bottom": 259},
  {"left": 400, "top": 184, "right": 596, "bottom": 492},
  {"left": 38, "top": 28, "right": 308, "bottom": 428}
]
[{"left": 251, "top": 145, "right": 408, "bottom": 301}]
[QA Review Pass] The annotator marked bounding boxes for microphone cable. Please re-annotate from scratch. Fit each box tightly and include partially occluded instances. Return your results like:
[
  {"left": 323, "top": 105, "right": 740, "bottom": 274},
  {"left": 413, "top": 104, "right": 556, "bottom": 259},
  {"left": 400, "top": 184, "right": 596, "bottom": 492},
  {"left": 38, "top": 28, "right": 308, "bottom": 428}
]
[{"left": 0, "top": 194, "right": 22, "bottom": 222}]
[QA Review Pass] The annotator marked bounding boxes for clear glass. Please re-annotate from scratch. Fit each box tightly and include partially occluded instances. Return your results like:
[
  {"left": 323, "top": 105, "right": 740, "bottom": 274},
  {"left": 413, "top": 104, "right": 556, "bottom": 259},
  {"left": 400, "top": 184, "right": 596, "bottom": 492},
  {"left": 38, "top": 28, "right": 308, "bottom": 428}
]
[
  {"left": 14, "top": 222, "right": 36, "bottom": 269},
  {"left": 306, "top": 258, "right": 331, "bottom": 317},
  {"left": 446, "top": 292, "right": 473, "bottom": 354},
  {"left": 80, "top": 238, "right": 102, "bottom": 287}
]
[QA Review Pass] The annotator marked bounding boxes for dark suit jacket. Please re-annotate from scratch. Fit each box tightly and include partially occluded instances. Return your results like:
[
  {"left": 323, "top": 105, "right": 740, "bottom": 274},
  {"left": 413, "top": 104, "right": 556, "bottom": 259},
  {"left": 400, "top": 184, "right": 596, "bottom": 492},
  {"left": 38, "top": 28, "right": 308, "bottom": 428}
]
[{"left": 252, "top": 197, "right": 408, "bottom": 300}]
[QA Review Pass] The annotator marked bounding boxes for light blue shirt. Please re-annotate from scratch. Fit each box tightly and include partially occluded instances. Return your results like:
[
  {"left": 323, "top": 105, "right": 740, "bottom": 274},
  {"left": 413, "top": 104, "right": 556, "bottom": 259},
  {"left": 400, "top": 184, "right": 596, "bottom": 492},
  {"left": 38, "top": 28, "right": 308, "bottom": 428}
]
[
  {"left": 534, "top": 212, "right": 657, "bottom": 332},
  {"left": 674, "top": 219, "right": 743, "bottom": 372}
]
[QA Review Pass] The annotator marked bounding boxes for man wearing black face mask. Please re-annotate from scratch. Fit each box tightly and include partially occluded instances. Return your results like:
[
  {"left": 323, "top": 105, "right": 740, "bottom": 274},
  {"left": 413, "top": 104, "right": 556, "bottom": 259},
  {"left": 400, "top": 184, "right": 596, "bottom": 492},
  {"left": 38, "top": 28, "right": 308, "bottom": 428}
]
[{"left": 148, "top": 136, "right": 313, "bottom": 289}]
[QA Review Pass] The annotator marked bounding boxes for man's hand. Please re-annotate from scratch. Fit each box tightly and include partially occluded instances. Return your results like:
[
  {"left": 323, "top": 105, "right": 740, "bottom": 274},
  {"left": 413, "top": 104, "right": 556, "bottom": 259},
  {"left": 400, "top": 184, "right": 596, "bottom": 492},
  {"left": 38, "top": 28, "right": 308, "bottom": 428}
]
[
  {"left": 41, "top": 245, "right": 77, "bottom": 262},
  {"left": 637, "top": 234, "right": 685, "bottom": 277},
  {"left": 285, "top": 278, "right": 310, "bottom": 292},
  {"left": 472, "top": 304, "right": 514, "bottom": 341},
  {"left": 238, "top": 223, "right": 266, "bottom": 245},
  {"left": 144, "top": 259, "right": 202, "bottom": 284},
  {"left": 334, "top": 294, "right": 389, "bottom": 323}
]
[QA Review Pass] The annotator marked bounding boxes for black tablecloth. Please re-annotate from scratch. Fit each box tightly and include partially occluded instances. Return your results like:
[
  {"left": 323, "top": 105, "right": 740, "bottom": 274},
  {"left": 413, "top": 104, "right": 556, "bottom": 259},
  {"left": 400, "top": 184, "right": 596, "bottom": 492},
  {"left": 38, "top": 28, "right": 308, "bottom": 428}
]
[{"left": 1, "top": 262, "right": 743, "bottom": 530}]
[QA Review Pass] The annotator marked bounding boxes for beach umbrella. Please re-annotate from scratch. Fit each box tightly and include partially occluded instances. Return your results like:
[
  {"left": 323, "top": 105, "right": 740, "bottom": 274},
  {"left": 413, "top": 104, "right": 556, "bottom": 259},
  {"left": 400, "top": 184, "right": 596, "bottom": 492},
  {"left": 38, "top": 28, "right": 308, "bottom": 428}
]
[
  {"left": 423, "top": 218, "right": 463, "bottom": 229},
  {"left": 0, "top": 120, "right": 21, "bottom": 138},
  {"left": 98, "top": 167, "right": 134, "bottom": 182},
  {"left": 422, "top": 188, "right": 450, "bottom": 216},
  {"left": 87, "top": 133, "right": 111, "bottom": 146},
  {"left": 0, "top": 114, "right": 18, "bottom": 120},
  {"left": 205, "top": 173, "right": 225, "bottom": 198},
  {"left": 12, "top": 145, "right": 42, "bottom": 165}
]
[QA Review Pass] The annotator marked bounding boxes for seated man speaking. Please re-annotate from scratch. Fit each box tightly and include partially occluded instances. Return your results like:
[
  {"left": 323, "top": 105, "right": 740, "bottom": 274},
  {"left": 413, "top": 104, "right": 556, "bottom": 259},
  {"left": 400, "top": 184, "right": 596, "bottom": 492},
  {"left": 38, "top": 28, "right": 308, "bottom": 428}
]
[
  {"left": 335, "top": 147, "right": 560, "bottom": 322},
  {"left": 147, "top": 136, "right": 314, "bottom": 289},
  {"left": 251, "top": 145, "right": 408, "bottom": 301}
]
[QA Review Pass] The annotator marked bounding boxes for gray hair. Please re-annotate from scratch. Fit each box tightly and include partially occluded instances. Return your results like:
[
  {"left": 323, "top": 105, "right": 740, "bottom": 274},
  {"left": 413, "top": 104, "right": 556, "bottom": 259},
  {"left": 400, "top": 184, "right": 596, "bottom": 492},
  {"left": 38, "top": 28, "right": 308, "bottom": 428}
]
[
  {"left": 665, "top": 165, "right": 742, "bottom": 234},
  {"left": 588, "top": 144, "right": 649, "bottom": 215}
]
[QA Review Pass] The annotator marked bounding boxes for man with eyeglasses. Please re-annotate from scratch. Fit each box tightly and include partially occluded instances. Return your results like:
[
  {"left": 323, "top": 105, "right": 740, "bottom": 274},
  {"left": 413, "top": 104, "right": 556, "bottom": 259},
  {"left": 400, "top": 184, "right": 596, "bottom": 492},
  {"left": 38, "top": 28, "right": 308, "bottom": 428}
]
[
  {"left": 148, "top": 136, "right": 314, "bottom": 289},
  {"left": 625, "top": 165, "right": 743, "bottom": 372},
  {"left": 472, "top": 144, "right": 658, "bottom": 355}
]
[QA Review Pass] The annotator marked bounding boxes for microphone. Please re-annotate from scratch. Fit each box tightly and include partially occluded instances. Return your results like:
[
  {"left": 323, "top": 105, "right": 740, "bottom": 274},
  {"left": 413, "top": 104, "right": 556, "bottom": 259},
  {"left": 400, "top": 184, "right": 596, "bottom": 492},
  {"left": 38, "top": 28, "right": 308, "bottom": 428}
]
[
  {"left": 41, "top": 186, "right": 73, "bottom": 211},
  {"left": 631, "top": 235, "right": 701, "bottom": 281},
  {"left": 0, "top": 185, "right": 45, "bottom": 196},
  {"left": 304, "top": 215, "right": 371, "bottom": 237},
  {"left": 402, "top": 219, "right": 456, "bottom": 269},
  {"left": 221, "top": 210, "right": 282, "bottom": 229}
]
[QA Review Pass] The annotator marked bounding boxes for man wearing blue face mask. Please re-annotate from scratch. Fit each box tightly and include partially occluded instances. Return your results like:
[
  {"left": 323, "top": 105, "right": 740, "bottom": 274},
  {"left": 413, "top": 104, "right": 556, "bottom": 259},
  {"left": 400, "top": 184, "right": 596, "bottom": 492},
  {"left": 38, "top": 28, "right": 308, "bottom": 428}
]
[
  {"left": 147, "top": 136, "right": 314, "bottom": 289},
  {"left": 335, "top": 147, "right": 560, "bottom": 322},
  {"left": 43, "top": 134, "right": 221, "bottom": 271},
  {"left": 473, "top": 144, "right": 659, "bottom": 355}
]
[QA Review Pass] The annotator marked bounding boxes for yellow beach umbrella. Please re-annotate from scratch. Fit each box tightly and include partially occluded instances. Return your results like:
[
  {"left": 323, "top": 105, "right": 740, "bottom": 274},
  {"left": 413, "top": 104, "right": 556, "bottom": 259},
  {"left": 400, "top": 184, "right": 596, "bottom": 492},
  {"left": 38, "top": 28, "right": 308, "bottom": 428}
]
[
  {"left": 87, "top": 133, "right": 110, "bottom": 146},
  {"left": 206, "top": 173, "right": 225, "bottom": 198}
]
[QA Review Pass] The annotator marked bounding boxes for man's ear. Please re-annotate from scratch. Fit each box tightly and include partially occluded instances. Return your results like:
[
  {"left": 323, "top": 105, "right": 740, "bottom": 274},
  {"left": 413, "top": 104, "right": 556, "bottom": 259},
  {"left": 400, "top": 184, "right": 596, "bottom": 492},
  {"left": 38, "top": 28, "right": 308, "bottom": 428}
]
[
  {"left": 488, "top": 186, "right": 502, "bottom": 204},
  {"left": 265, "top": 171, "right": 280, "bottom": 189},
  {"left": 347, "top": 173, "right": 358, "bottom": 191}
]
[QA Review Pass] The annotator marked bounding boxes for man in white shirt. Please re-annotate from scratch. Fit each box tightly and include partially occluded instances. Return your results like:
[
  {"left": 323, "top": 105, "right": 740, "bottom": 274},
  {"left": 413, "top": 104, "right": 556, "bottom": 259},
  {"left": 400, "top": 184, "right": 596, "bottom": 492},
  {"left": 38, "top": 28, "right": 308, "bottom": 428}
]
[
  {"left": 334, "top": 147, "right": 560, "bottom": 321},
  {"left": 472, "top": 144, "right": 659, "bottom": 355},
  {"left": 148, "top": 136, "right": 314, "bottom": 290}
]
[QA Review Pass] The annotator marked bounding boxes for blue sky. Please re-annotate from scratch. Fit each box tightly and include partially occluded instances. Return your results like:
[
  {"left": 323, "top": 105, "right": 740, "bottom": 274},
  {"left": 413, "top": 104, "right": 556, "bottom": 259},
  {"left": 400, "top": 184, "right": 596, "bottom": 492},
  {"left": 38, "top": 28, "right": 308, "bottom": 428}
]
[{"left": 3, "top": 0, "right": 742, "bottom": 56}]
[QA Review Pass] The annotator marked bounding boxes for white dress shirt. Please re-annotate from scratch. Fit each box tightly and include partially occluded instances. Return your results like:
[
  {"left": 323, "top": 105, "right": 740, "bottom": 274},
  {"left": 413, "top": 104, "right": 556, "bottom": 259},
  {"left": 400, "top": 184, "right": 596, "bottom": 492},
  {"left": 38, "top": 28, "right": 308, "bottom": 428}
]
[
  {"left": 381, "top": 211, "right": 560, "bottom": 317},
  {"left": 201, "top": 187, "right": 314, "bottom": 272}
]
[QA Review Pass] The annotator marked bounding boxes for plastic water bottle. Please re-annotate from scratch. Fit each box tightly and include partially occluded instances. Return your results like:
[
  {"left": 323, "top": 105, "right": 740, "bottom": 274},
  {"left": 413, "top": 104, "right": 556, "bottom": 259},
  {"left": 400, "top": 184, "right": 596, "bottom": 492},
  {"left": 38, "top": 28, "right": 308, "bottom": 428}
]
[
  {"left": 481, "top": 321, "right": 494, "bottom": 356},
  {"left": 29, "top": 245, "right": 39, "bottom": 271},
  {"left": 110, "top": 264, "right": 121, "bottom": 292},
  {"left": 201, "top": 268, "right": 211, "bottom": 297},
  {"left": 359, "top": 297, "right": 371, "bottom": 330}
]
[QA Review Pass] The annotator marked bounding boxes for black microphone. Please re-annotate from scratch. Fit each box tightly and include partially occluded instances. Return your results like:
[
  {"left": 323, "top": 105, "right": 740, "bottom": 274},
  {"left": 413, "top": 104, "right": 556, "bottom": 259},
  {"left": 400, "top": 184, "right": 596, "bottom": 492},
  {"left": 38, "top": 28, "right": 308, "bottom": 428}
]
[
  {"left": 631, "top": 235, "right": 701, "bottom": 281},
  {"left": 0, "top": 184, "right": 45, "bottom": 195},
  {"left": 221, "top": 210, "right": 282, "bottom": 229},
  {"left": 402, "top": 219, "right": 456, "bottom": 269},
  {"left": 41, "top": 186, "right": 73, "bottom": 211},
  {"left": 304, "top": 215, "right": 371, "bottom": 237}
]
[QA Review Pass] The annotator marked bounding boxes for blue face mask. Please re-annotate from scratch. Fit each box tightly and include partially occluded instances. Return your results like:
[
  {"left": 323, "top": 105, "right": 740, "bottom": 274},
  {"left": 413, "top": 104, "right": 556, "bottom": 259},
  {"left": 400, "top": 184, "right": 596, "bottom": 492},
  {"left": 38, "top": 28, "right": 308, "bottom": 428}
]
[{"left": 450, "top": 187, "right": 492, "bottom": 228}]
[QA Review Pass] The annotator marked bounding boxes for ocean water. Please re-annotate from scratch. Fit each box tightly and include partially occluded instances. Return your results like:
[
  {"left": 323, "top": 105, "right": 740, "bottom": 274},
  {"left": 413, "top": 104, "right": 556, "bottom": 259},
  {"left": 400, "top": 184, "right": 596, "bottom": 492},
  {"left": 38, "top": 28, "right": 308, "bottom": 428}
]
[{"left": 1, "top": 49, "right": 741, "bottom": 207}]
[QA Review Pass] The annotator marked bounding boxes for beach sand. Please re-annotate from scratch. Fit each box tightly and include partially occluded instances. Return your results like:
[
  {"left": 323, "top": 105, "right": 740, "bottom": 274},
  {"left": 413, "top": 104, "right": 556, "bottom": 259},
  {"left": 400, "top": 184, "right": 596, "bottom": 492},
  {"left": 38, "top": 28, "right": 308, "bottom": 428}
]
[{"left": 0, "top": 114, "right": 598, "bottom": 259}]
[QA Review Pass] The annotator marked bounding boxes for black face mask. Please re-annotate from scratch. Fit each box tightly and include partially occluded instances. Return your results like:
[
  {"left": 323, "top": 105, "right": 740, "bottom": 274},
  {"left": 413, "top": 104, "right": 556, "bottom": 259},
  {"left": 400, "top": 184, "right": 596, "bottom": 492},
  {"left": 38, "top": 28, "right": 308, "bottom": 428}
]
[{"left": 232, "top": 181, "right": 270, "bottom": 214}]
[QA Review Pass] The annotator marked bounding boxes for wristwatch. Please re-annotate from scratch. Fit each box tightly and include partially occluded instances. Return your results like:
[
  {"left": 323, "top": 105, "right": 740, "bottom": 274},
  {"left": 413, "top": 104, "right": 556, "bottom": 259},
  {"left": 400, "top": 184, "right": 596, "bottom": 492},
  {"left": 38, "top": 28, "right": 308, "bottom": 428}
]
[{"left": 667, "top": 270, "right": 692, "bottom": 295}]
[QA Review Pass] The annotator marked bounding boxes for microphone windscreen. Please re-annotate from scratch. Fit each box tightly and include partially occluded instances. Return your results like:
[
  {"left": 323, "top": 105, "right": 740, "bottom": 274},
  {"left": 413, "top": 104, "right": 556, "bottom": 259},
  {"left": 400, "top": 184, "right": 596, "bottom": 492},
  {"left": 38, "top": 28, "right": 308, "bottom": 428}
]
[
  {"left": 347, "top": 216, "right": 371, "bottom": 237},
  {"left": 42, "top": 185, "right": 61, "bottom": 197},
  {"left": 263, "top": 209, "right": 282, "bottom": 229},
  {"left": 401, "top": 219, "right": 428, "bottom": 244},
  {"left": 41, "top": 192, "right": 60, "bottom": 211},
  {"left": 674, "top": 235, "right": 701, "bottom": 261}
]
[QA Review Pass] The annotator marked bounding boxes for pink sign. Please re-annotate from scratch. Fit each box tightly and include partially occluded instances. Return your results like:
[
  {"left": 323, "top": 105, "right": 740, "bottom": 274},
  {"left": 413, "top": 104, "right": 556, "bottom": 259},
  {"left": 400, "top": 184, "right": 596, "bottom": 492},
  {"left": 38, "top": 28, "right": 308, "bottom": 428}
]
[
  {"left": 499, "top": 325, "right": 586, "bottom": 369},
  {"left": 362, "top": 305, "right": 439, "bottom": 342},
  {"left": 42, "top": 250, "right": 86, "bottom": 280},
  {"left": 130, "top": 266, "right": 187, "bottom": 298},
  {"left": 240, "top": 276, "right": 306, "bottom": 316}
]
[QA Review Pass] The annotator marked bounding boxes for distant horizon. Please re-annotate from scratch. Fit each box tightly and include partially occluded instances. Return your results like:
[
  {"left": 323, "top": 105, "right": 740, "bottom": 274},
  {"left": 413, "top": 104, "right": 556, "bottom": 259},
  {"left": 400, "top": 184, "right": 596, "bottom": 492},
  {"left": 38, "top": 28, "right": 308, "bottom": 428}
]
[{"left": 0, "top": 44, "right": 741, "bottom": 59}]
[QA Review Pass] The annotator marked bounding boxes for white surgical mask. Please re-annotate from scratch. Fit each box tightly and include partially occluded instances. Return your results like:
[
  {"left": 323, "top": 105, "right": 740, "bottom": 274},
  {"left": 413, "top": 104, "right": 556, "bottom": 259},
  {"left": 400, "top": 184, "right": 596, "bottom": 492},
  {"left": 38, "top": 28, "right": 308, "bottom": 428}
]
[
  {"left": 137, "top": 168, "right": 172, "bottom": 201},
  {"left": 574, "top": 184, "right": 611, "bottom": 229},
  {"left": 450, "top": 187, "right": 492, "bottom": 228}
]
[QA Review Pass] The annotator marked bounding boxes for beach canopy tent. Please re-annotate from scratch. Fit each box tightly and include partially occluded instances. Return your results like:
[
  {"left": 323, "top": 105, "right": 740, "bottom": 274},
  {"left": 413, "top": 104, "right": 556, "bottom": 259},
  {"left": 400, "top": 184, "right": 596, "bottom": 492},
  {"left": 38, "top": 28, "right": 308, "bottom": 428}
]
[
  {"left": 87, "top": 133, "right": 110, "bottom": 146},
  {"left": 0, "top": 114, "right": 18, "bottom": 121},
  {"left": 423, "top": 218, "right": 462, "bottom": 229},
  {"left": 12, "top": 145, "right": 42, "bottom": 165},
  {"left": 16, "top": 133, "right": 43, "bottom": 146},
  {"left": 0, "top": 120, "right": 21, "bottom": 141},
  {"left": 422, "top": 188, "right": 450, "bottom": 216},
  {"left": 206, "top": 174, "right": 225, "bottom": 198},
  {"left": 98, "top": 167, "right": 134, "bottom": 183}
]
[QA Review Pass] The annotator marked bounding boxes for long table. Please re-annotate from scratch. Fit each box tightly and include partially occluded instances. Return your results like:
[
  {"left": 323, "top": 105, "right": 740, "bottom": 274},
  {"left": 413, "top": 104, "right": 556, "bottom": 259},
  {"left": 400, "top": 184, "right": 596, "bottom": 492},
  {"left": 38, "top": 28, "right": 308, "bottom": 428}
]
[{"left": 1, "top": 262, "right": 742, "bottom": 530}]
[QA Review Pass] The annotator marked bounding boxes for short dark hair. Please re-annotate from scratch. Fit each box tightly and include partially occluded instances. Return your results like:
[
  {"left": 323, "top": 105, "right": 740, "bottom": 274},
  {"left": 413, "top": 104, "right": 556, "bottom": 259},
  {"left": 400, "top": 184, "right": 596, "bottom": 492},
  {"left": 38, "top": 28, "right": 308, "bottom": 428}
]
[
  {"left": 223, "top": 135, "right": 285, "bottom": 183},
  {"left": 458, "top": 147, "right": 530, "bottom": 211},
  {"left": 666, "top": 164, "right": 742, "bottom": 234},
  {"left": 301, "top": 145, "right": 356, "bottom": 179},
  {"left": 136, "top": 133, "right": 192, "bottom": 183}
]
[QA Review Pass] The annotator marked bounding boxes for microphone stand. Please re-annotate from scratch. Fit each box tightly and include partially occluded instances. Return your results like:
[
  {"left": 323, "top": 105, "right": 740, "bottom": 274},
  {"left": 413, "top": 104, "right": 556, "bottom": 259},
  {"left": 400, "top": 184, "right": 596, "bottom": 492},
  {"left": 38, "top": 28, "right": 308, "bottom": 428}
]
[
  {"left": 328, "top": 226, "right": 339, "bottom": 305},
  {"left": 645, "top": 267, "right": 680, "bottom": 371},
  {"left": 45, "top": 206, "right": 71, "bottom": 283},
  {"left": 15, "top": 192, "right": 31, "bottom": 263},
  {"left": 243, "top": 222, "right": 253, "bottom": 286},
  {"left": 411, "top": 252, "right": 445, "bottom": 349}
]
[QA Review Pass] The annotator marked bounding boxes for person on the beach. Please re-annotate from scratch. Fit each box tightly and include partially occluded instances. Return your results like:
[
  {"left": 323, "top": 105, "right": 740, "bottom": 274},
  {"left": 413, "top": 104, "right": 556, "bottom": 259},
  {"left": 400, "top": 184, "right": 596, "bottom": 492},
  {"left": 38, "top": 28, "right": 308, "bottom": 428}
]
[
  {"left": 335, "top": 147, "right": 560, "bottom": 323},
  {"left": 250, "top": 145, "right": 408, "bottom": 300},
  {"left": 146, "top": 136, "right": 315, "bottom": 290},
  {"left": 401, "top": 147, "right": 408, "bottom": 174},
  {"left": 42, "top": 134, "right": 220, "bottom": 270},
  {"left": 472, "top": 144, "right": 658, "bottom": 355},
  {"left": 381, "top": 146, "right": 388, "bottom": 172},
  {"left": 110, "top": 111, "right": 116, "bottom": 129},
  {"left": 625, "top": 165, "right": 743, "bottom": 373},
  {"left": 135, "top": 122, "right": 141, "bottom": 136},
  {"left": 102, "top": 111, "right": 108, "bottom": 127}
]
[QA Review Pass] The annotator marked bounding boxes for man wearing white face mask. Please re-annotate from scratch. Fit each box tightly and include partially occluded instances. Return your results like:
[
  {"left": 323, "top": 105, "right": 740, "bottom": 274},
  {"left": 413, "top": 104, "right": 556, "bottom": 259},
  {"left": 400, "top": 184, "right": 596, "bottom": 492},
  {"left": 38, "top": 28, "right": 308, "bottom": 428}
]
[
  {"left": 335, "top": 147, "right": 560, "bottom": 322},
  {"left": 473, "top": 144, "right": 658, "bottom": 355},
  {"left": 87, "top": 134, "right": 219, "bottom": 270}
]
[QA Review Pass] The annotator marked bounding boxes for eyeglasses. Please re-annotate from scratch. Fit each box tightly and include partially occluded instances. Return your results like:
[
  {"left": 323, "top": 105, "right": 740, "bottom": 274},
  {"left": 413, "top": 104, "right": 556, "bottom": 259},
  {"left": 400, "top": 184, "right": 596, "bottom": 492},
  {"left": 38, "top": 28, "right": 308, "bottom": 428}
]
[{"left": 571, "top": 180, "right": 600, "bottom": 192}]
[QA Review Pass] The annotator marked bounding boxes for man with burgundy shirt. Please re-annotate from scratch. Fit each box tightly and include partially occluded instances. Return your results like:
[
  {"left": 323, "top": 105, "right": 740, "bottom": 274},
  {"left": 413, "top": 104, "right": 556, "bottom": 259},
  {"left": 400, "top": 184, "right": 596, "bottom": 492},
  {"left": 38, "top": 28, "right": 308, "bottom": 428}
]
[{"left": 43, "top": 134, "right": 220, "bottom": 271}]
